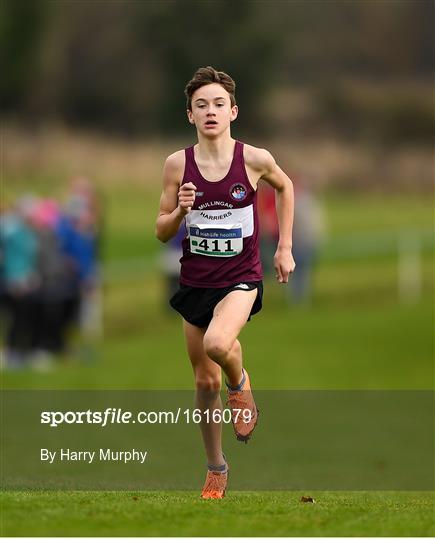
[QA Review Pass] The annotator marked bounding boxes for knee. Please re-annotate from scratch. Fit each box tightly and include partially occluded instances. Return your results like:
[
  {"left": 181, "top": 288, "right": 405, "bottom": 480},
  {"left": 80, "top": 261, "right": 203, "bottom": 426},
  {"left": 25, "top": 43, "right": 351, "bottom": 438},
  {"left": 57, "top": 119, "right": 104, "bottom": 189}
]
[
  {"left": 203, "top": 333, "right": 232, "bottom": 362},
  {"left": 195, "top": 373, "right": 221, "bottom": 393}
]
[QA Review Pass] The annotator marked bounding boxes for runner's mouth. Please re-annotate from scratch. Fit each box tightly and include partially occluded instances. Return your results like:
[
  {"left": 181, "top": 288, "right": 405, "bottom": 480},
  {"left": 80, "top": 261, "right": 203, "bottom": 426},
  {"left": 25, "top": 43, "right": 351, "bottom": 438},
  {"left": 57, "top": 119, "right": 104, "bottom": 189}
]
[{"left": 205, "top": 121, "right": 218, "bottom": 126}]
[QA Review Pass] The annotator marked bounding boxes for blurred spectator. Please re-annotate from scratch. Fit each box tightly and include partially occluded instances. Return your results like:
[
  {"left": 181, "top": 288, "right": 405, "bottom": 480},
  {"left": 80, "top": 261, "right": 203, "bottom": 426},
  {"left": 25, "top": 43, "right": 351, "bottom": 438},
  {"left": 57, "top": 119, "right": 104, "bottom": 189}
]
[
  {"left": 291, "top": 181, "right": 327, "bottom": 305},
  {"left": 0, "top": 202, "right": 9, "bottom": 334},
  {"left": 67, "top": 176, "right": 103, "bottom": 248},
  {"left": 58, "top": 177, "right": 102, "bottom": 354},
  {"left": 0, "top": 179, "right": 103, "bottom": 370},
  {"left": 0, "top": 196, "right": 39, "bottom": 368},
  {"left": 31, "top": 199, "right": 69, "bottom": 366},
  {"left": 258, "top": 178, "right": 326, "bottom": 305}
]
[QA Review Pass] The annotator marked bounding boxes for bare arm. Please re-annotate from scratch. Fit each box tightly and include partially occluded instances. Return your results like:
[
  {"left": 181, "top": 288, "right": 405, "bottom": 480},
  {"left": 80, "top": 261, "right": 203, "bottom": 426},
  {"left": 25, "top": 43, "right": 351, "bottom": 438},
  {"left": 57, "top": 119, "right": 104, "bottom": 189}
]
[
  {"left": 155, "top": 151, "right": 196, "bottom": 243},
  {"left": 256, "top": 149, "right": 296, "bottom": 283}
]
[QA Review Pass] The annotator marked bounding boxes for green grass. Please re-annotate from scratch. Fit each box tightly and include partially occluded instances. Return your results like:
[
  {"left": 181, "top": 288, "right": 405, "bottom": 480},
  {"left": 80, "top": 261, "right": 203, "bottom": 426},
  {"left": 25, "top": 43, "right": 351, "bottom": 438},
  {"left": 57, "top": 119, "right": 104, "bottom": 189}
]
[
  {"left": 2, "top": 178, "right": 434, "bottom": 536},
  {"left": 1, "top": 491, "right": 434, "bottom": 536},
  {"left": 3, "top": 250, "right": 433, "bottom": 390},
  {"left": 105, "top": 189, "right": 434, "bottom": 261},
  {"left": 3, "top": 295, "right": 433, "bottom": 390}
]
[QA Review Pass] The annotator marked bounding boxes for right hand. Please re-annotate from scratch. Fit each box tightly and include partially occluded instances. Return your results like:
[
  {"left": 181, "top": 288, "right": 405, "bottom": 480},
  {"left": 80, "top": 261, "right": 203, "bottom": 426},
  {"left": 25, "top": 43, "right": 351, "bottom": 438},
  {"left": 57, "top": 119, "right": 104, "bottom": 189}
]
[{"left": 178, "top": 182, "right": 197, "bottom": 215}]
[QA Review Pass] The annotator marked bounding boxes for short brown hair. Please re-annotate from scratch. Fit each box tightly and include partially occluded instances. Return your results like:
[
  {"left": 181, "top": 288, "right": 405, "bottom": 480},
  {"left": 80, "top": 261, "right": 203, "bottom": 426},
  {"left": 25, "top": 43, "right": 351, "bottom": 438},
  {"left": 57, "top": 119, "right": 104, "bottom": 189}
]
[{"left": 184, "top": 66, "right": 236, "bottom": 111}]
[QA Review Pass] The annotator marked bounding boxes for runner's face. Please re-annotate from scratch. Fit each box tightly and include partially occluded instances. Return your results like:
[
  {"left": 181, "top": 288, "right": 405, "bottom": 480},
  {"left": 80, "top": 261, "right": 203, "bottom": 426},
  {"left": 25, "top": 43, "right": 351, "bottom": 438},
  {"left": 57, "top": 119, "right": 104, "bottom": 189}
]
[{"left": 188, "top": 83, "right": 238, "bottom": 137}]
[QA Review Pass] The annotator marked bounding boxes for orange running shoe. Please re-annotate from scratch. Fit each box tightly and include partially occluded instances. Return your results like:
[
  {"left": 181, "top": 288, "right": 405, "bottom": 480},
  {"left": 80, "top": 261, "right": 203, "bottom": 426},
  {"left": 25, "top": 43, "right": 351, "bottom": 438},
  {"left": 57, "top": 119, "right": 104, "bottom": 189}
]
[
  {"left": 226, "top": 368, "right": 259, "bottom": 443},
  {"left": 200, "top": 468, "right": 228, "bottom": 499}
]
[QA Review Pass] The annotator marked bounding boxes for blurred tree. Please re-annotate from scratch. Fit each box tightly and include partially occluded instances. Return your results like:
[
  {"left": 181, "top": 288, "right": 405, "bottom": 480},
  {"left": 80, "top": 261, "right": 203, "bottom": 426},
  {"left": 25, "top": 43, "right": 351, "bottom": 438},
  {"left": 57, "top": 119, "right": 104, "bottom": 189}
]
[
  {"left": 1, "top": 0, "right": 433, "bottom": 142},
  {"left": 135, "top": 0, "right": 284, "bottom": 134},
  {"left": 280, "top": 0, "right": 434, "bottom": 81},
  {"left": 0, "top": 0, "right": 47, "bottom": 110},
  {"left": 11, "top": 0, "right": 285, "bottom": 136}
]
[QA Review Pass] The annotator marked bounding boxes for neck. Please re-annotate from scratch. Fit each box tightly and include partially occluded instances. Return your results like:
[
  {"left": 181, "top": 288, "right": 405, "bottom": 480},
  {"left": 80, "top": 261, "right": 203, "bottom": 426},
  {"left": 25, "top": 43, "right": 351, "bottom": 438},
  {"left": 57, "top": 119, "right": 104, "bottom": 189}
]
[{"left": 196, "top": 131, "right": 235, "bottom": 160}]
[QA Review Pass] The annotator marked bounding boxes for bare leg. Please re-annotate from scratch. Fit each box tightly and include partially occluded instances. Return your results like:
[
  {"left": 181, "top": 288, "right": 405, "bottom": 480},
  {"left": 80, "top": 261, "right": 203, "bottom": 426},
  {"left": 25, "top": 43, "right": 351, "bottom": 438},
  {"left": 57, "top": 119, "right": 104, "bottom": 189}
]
[
  {"left": 183, "top": 320, "right": 225, "bottom": 467},
  {"left": 204, "top": 289, "right": 260, "bottom": 442},
  {"left": 203, "top": 289, "right": 257, "bottom": 387}
]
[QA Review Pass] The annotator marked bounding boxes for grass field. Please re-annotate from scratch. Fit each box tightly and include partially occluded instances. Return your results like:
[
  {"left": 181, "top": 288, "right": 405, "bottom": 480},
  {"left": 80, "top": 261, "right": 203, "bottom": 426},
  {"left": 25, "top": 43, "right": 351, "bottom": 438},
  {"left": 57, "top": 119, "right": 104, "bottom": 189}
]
[
  {"left": 2, "top": 161, "right": 434, "bottom": 536},
  {"left": 3, "top": 292, "right": 433, "bottom": 390},
  {"left": 3, "top": 188, "right": 434, "bottom": 391},
  {"left": 1, "top": 491, "right": 434, "bottom": 536}
]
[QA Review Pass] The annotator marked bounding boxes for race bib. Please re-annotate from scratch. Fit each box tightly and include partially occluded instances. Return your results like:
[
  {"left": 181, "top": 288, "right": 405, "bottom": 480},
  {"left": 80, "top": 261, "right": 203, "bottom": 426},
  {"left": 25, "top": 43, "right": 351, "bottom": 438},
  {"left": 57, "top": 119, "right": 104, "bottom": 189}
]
[{"left": 189, "top": 223, "right": 243, "bottom": 257}]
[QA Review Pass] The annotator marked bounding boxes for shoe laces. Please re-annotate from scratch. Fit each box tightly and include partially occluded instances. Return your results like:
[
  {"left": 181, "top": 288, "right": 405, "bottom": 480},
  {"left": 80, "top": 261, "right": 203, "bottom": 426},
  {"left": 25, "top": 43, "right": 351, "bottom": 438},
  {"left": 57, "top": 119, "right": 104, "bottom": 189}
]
[
  {"left": 203, "top": 470, "right": 227, "bottom": 493},
  {"left": 227, "top": 390, "right": 253, "bottom": 410}
]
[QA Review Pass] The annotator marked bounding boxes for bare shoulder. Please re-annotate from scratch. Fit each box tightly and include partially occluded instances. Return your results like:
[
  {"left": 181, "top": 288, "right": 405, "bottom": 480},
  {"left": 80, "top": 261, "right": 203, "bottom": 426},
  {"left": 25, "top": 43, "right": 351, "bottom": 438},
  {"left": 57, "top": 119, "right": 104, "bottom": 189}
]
[
  {"left": 243, "top": 143, "right": 276, "bottom": 175},
  {"left": 164, "top": 149, "right": 185, "bottom": 174},
  {"left": 162, "top": 149, "right": 185, "bottom": 187}
]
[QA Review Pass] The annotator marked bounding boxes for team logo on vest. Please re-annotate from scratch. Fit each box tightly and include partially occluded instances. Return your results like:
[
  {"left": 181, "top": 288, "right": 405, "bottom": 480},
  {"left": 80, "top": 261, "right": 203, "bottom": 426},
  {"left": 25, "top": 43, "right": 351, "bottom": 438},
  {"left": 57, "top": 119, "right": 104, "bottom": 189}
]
[{"left": 230, "top": 183, "right": 247, "bottom": 201}]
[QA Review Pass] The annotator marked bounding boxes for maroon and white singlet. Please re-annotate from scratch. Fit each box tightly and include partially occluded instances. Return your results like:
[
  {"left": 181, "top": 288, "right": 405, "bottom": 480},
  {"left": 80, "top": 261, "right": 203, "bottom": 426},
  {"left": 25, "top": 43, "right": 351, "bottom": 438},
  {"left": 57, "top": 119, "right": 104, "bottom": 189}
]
[{"left": 180, "top": 140, "right": 263, "bottom": 288}]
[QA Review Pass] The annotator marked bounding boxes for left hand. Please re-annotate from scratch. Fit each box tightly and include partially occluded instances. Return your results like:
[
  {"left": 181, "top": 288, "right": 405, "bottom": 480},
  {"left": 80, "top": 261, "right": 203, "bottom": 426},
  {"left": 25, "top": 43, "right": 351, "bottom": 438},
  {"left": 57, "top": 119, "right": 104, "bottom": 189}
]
[{"left": 273, "top": 246, "right": 296, "bottom": 283}]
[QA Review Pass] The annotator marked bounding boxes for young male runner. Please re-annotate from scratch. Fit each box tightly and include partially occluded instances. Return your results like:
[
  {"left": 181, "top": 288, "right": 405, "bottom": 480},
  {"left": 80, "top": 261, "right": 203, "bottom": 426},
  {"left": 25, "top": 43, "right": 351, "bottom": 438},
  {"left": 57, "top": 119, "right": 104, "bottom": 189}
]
[{"left": 156, "top": 66, "right": 295, "bottom": 499}]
